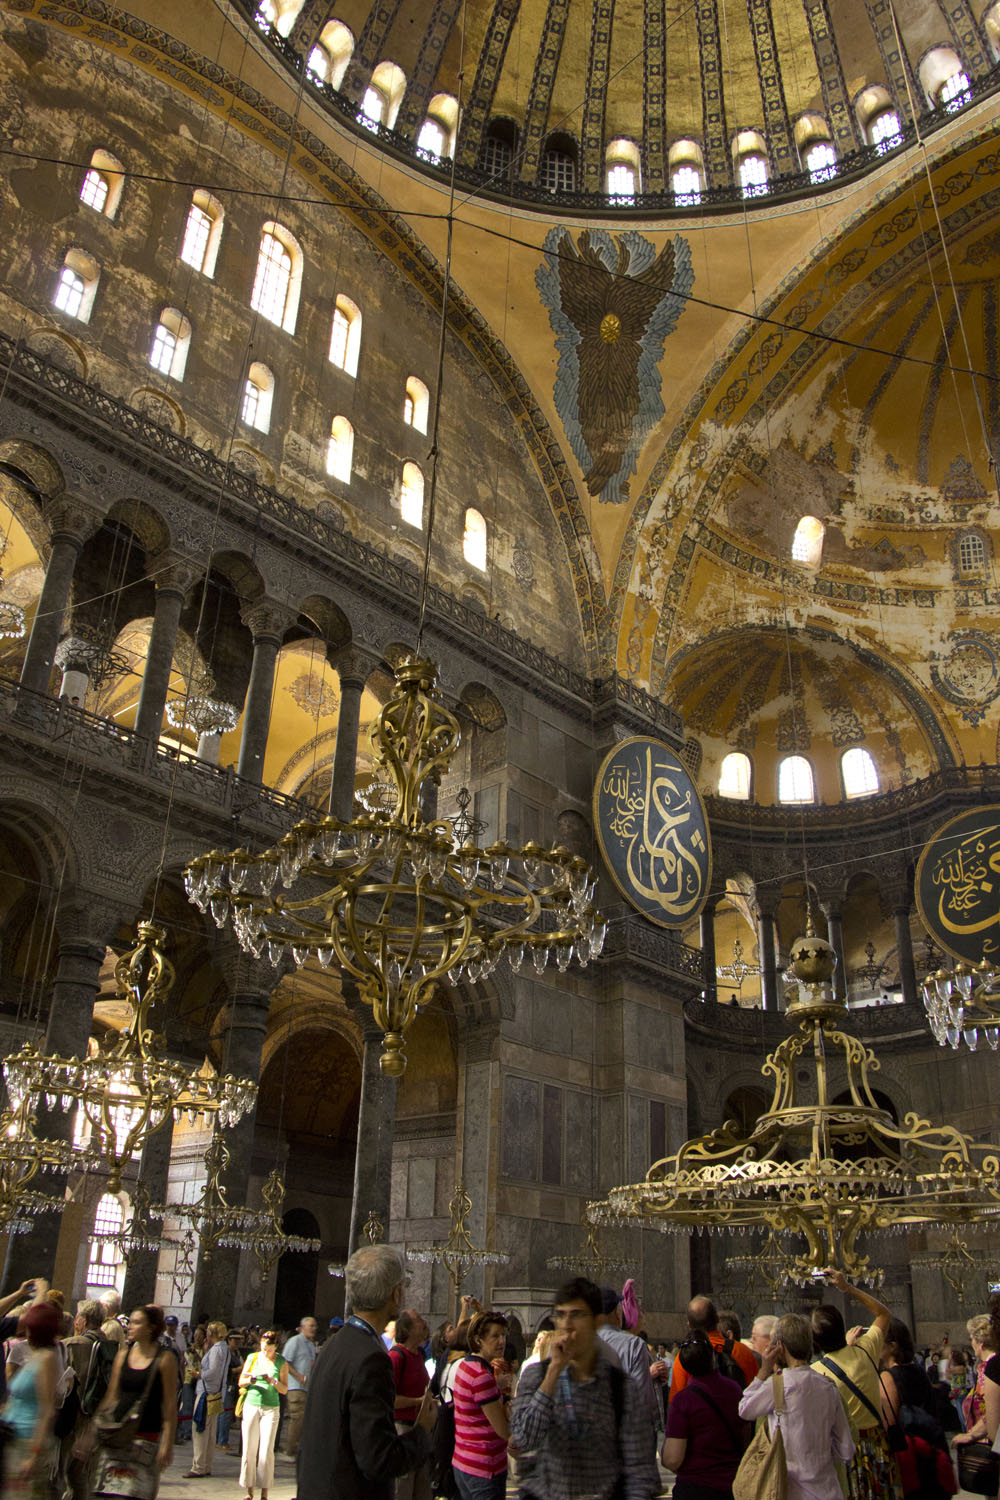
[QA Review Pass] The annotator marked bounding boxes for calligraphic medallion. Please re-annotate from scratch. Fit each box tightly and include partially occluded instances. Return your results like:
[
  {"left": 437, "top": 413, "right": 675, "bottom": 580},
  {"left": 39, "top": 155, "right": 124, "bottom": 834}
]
[
  {"left": 593, "top": 737, "right": 711, "bottom": 929},
  {"left": 915, "top": 806, "right": 1000, "bottom": 965}
]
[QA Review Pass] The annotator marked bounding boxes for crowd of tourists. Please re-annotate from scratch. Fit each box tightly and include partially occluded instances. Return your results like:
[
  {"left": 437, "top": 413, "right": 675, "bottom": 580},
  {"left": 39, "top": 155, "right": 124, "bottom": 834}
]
[{"left": 3, "top": 1252, "right": 998, "bottom": 1500}]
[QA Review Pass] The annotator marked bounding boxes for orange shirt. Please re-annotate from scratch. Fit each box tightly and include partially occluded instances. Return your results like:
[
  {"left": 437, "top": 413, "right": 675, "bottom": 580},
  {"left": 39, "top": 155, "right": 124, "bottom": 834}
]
[{"left": 668, "top": 1330, "right": 758, "bottom": 1401}]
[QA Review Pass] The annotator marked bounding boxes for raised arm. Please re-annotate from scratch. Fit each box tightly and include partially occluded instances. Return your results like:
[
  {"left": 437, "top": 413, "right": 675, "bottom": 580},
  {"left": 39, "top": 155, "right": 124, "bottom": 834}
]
[{"left": 823, "top": 1270, "right": 891, "bottom": 1336}]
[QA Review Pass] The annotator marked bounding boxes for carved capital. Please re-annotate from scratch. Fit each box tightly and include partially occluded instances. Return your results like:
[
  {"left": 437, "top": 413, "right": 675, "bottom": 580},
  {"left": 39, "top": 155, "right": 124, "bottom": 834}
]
[
  {"left": 46, "top": 498, "right": 99, "bottom": 545},
  {"left": 329, "top": 642, "right": 381, "bottom": 690},
  {"left": 148, "top": 552, "right": 198, "bottom": 597},
  {"left": 241, "top": 598, "right": 295, "bottom": 642},
  {"left": 56, "top": 894, "right": 127, "bottom": 949}
]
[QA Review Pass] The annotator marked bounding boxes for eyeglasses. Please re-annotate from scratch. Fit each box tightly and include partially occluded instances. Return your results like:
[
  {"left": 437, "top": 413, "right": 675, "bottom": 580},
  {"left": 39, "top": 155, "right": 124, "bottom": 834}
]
[{"left": 554, "top": 1308, "right": 593, "bottom": 1324}]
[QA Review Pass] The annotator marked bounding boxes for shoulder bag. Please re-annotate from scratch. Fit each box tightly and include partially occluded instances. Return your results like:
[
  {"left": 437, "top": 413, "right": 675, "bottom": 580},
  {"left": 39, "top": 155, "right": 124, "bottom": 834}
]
[
  {"left": 234, "top": 1353, "right": 256, "bottom": 1419},
  {"left": 823, "top": 1351, "right": 905, "bottom": 1453},
  {"left": 732, "top": 1372, "right": 788, "bottom": 1500},
  {"left": 95, "top": 1352, "right": 163, "bottom": 1453},
  {"left": 959, "top": 1439, "right": 1000, "bottom": 1495}
]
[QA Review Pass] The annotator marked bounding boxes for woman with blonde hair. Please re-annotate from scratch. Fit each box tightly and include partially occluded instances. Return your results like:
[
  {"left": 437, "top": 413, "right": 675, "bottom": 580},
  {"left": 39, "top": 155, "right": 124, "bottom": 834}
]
[
  {"left": 184, "top": 1320, "right": 229, "bottom": 1479},
  {"left": 959, "top": 1315, "right": 994, "bottom": 1437}
]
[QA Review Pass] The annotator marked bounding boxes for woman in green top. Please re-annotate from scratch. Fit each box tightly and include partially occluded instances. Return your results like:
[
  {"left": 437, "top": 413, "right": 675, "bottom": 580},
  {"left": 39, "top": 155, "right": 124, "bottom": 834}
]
[{"left": 238, "top": 1330, "right": 287, "bottom": 1500}]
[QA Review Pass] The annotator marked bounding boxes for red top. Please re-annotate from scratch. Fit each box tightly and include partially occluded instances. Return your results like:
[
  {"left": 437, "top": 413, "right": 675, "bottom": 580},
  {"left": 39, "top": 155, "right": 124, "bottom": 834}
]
[
  {"left": 452, "top": 1355, "right": 507, "bottom": 1478},
  {"left": 388, "top": 1343, "right": 428, "bottom": 1424}
]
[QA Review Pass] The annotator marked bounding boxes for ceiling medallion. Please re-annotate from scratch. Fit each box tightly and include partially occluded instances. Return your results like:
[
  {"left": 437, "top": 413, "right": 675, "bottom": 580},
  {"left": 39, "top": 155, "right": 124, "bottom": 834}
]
[
  {"left": 186, "top": 656, "right": 605, "bottom": 1076},
  {"left": 592, "top": 919, "right": 1000, "bottom": 1280}
]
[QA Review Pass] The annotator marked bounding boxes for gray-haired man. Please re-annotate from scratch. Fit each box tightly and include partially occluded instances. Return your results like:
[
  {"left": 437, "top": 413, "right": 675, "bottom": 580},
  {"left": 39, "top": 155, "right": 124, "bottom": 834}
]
[{"left": 297, "top": 1245, "right": 437, "bottom": 1500}]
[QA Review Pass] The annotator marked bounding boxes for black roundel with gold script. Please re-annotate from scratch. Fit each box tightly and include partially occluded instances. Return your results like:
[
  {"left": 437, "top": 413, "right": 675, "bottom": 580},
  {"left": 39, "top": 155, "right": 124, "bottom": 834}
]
[
  {"left": 915, "top": 805, "right": 1000, "bottom": 965},
  {"left": 593, "top": 737, "right": 712, "bottom": 929}
]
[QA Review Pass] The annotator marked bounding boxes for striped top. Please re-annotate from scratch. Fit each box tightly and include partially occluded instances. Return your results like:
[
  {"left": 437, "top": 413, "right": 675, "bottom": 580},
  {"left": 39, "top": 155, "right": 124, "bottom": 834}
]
[{"left": 452, "top": 1355, "right": 507, "bottom": 1478}]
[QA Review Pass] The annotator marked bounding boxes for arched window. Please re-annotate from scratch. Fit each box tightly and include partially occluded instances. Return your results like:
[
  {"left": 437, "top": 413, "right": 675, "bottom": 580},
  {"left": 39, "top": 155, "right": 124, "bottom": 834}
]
[
  {"left": 241, "top": 361, "right": 274, "bottom": 433},
  {"left": 403, "top": 375, "right": 429, "bottom": 434},
  {"left": 481, "top": 119, "right": 517, "bottom": 182},
  {"left": 308, "top": 20, "right": 355, "bottom": 88},
  {"left": 778, "top": 755, "right": 815, "bottom": 804},
  {"left": 919, "top": 46, "right": 971, "bottom": 111},
  {"left": 79, "top": 149, "right": 125, "bottom": 219},
  {"left": 606, "top": 139, "right": 640, "bottom": 201},
  {"left": 250, "top": 222, "right": 302, "bottom": 333},
  {"left": 149, "top": 308, "right": 191, "bottom": 381},
  {"left": 669, "top": 140, "right": 704, "bottom": 206},
  {"left": 735, "top": 132, "right": 769, "bottom": 197},
  {"left": 254, "top": 0, "right": 301, "bottom": 36},
  {"left": 329, "top": 293, "right": 361, "bottom": 376},
  {"left": 53, "top": 248, "right": 100, "bottom": 322},
  {"left": 841, "top": 747, "right": 879, "bottom": 798},
  {"left": 869, "top": 106, "right": 902, "bottom": 152},
  {"left": 805, "top": 140, "right": 836, "bottom": 182},
  {"left": 360, "top": 61, "right": 406, "bottom": 130},
  {"left": 791, "top": 515, "right": 825, "bottom": 569},
  {"left": 417, "top": 94, "right": 459, "bottom": 161},
  {"left": 718, "top": 751, "right": 752, "bottom": 800},
  {"left": 540, "top": 134, "right": 577, "bottom": 193},
  {"left": 986, "top": 2, "right": 1000, "bottom": 61},
  {"left": 180, "top": 189, "right": 224, "bottom": 277},
  {"left": 87, "top": 1192, "right": 124, "bottom": 1292},
  {"left": 400, "top": 462, "right": 424, "bottom": 527},
  {"left": 463, "top": 508, "right": 487, "bottom": 570},
  {"left": 958, "top": 532, "right": 987, "bottom": 574},
  {"left": 326, "top": 415, "right": 354, "bottom": 482}
]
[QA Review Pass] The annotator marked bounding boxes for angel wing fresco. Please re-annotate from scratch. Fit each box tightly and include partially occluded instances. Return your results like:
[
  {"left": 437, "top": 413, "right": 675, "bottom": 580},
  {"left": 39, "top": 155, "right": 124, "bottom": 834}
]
[{"left": 536, "top": 228, "right": 694, "bottom": 505}]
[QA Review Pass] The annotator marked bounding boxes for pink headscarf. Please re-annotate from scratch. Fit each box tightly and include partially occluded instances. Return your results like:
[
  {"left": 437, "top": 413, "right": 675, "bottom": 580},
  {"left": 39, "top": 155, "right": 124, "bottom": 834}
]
[{"left": 621, "top": 1278, "right": 640, "bottom": 1332}]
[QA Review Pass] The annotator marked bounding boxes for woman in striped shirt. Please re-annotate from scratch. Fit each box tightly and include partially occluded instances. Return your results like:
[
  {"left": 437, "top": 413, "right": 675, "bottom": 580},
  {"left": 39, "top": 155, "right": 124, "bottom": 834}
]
[{"left": 452, "top": 1312, "right": 510, "bottom": 1500}]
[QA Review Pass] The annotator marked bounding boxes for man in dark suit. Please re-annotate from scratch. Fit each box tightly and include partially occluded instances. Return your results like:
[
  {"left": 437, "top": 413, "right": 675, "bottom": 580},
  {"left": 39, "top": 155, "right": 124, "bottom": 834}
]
[{"left": 297, "top": 1244, "right": 436, "bottom": 1500}]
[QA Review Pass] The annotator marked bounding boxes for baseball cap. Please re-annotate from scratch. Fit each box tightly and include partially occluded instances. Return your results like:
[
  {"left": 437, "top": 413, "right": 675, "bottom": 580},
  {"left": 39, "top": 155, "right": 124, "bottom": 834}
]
[
  {"left": 165, "top": 1315, "right": 178, "bottom": 1326},
  {"left": 599, "top": 1287, "right": 622, "bottom": 1316},
  {"left": 329, "top": 1316, "right": 344, "bottom": 1329}
]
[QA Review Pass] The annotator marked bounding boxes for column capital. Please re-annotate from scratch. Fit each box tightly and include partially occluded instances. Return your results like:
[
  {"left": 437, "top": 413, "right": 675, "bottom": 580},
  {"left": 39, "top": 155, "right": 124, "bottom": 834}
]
[
  {"left": 45, "top": 500, "right": 97, "bottom": 547},
  {"left": 329, "top": 642, "right": 380, "bottom": 689},
  {"left": 818, "top": 897, "right": 843, "bottom": 919},
  {"left": 241, "top": 598, "right": 295, "bottom": 642},
  {"left": 56, "top": 895, "right": 125, "bottom": 949},
  {"left": 148, "top": 552, "right": 198, "bottom": 598}
]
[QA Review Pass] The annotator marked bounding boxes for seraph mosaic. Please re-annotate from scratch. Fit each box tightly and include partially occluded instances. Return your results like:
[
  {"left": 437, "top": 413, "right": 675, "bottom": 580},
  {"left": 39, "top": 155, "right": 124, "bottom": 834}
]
[{"left": 536, "top": 228, "right": 694, "bottom": 505}]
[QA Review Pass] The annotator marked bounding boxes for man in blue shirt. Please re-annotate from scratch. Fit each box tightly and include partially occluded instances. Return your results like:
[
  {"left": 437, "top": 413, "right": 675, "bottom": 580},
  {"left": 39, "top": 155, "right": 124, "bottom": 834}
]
[{"left": 281, "top": 1316, "right": 318, "bottom": 1459}]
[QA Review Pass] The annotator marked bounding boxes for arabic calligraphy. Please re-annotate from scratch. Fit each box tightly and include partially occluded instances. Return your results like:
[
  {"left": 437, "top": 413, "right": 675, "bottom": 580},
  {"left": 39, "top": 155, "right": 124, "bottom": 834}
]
[
  {"left": 915, "top": 808, "right": 1000, "bottom": 964},
  {"left": 594, "top": 738, "right": 711, "bottom": 928}
]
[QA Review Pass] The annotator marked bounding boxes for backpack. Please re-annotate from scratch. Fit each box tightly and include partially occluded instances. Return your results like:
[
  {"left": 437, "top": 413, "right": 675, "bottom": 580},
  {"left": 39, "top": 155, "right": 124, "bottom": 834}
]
[
  {"left": 427, "top": 1364, "right": 459, "bottom": 1500},
  {"left": 80, "top": 1333, "right": 118, "bottom": 1417},
  {"left": 716, "top": 1341, "right": 749, "bottom": 1389}
]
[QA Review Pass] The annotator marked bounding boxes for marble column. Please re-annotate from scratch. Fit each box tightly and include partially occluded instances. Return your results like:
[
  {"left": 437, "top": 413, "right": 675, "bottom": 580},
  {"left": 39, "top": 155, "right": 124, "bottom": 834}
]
[
  {"left": 4, "top": 926, "right": 108, "bottom": 1289},
  {"left": 236, "top": 609, "right": 286, "bottom": 784},
  {"left": 347, "top": 1011, "right": 398, "bottom": 1255},
  {"left": 134, "top": 576, "right": 188, "bottom": 746},
  {"left": 20, "top": 528, "right": 85, "bottom": 697},
  {"left": 894, "top": 907, "right": 918, "bottom": 1005},
  {"left": 699, "top": 898, "right": 720, "bottom": 1004},
  {"left": 822, "top": 902, "right": 848, "bottom": 1003},
  {"left": 190, "top": 991, "right": 270, "bottom": 1322},
  {"left": 120, "top": 1124, "right": 174, "bottom": 1308},
  {"left": 328, "top": 649, "right": 372, "bottom": 821},
  {"left": 757, "top": 908, "right": 779, "bottom": 1012}
]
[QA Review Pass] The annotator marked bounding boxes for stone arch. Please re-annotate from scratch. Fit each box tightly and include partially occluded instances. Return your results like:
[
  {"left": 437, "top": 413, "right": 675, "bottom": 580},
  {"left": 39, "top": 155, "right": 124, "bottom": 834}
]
[
  {"left": 207, "top": 551, "right": 266, "bottom": 611},
  {"left": 103, "top": 498, "right": 171, "bottom": 557},
  {"left": 295, "top": 594, "right": 352, "bottom": 651},
  {"left": 0, "top": 780, "right": 83, "bottom": 894},
  {"left": 0, "top": 438, "right": 65, "bottom": 505}
]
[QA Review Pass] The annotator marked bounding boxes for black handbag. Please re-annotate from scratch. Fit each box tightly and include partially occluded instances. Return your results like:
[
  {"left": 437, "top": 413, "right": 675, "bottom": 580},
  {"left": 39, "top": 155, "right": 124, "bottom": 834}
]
[{"left": 957, "top": 1439, "right": 1000, "bottom": 1496}]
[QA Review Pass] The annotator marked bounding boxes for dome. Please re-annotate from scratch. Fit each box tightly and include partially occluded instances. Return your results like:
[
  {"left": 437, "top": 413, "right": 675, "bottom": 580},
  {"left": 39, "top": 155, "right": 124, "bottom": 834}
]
[{"left": 249, "top": 0, "right": 998, "bottom": 211}]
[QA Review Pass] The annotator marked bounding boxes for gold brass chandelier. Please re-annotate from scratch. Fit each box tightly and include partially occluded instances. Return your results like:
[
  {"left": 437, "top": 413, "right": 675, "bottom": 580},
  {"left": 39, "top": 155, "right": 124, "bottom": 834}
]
[
  {"left": 0, "top": 1097, "right": 79, "bottom": 1234},
  {"left": 153, "top": 1135, "right": 320, "bottom": 1269},
  {"left": 410, "top": 1181, "right": 509, "bottom": 1297},
  {"left": 545, "top": 1210, "right": 632, "bottom": 1277},
  {"left": 3, "top": 922, "right": 258, "bottom": 1190},
  {"left": 921, "top": 958, "right": 1000, "bottom": 1050},
  {"left": 185, "top": 656, "right": 605, "bottom": 1076},
  {"left": 591, "top": 921, "right": 1000, "bottom": 1281}
]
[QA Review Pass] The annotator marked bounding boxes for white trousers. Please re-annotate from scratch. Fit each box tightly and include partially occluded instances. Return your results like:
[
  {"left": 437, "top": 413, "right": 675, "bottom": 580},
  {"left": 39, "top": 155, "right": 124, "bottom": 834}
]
[{"left": 240, "top": 1404, "right": 280, "bottom": 1490}]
